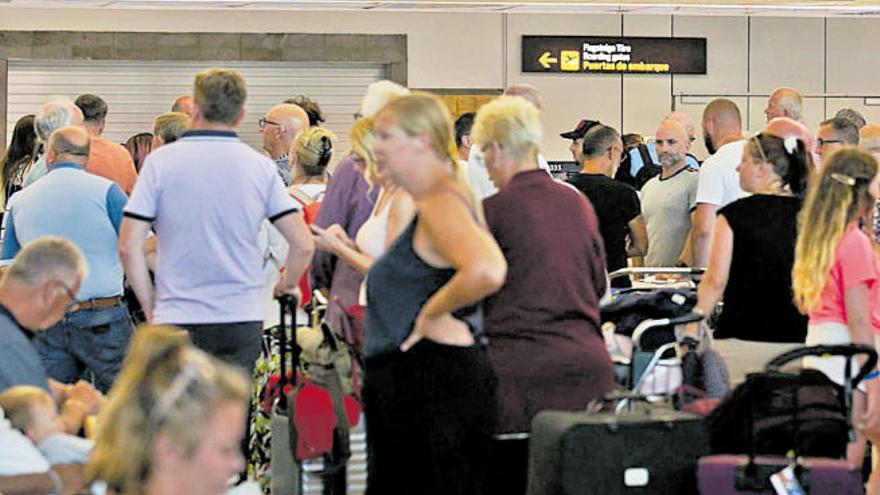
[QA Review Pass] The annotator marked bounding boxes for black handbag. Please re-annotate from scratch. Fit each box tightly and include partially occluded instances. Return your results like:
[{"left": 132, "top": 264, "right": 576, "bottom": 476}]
[{"left": 707, "top": 344, "right": 878, "bottom": 459}]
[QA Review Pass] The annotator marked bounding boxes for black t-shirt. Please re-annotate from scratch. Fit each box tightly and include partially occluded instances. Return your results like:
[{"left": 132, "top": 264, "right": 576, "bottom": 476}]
[
  {"left": 566, "top": 173, "right": 641, "bottom": 280},
  {"left": 716, "top": 194, "right": 807, "bottom": 343}
]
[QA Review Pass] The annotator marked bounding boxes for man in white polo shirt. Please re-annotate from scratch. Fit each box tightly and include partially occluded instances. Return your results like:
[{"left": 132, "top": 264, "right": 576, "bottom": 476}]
[
  {"left": 691, "top": 98, "right": 746, "bottom": 268},
  {"left": 119, "top": 68, "right": 314, "bottom": 373}
]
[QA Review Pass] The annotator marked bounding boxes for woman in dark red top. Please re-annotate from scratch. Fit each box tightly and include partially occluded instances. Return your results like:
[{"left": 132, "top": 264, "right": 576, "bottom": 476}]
[{"left": 473, "top": 95, "right": 615, "bottom": 494}]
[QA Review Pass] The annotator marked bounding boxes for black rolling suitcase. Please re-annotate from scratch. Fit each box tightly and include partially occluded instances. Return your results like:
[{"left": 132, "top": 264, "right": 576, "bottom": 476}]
[{"left": 527, "top": 401, "right": 709, "bottom": 495}]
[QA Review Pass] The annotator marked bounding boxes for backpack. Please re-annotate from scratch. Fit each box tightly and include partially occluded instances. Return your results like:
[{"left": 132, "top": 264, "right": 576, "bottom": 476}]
[
  {"left": 615, "top": 143, "right": 653, "bottom": 188},
  {"left": 288, "top": 186, "right": 323, "bottom": 225},
  {"left": 287, "top": 186, "right": 324, "bottom": 306}
]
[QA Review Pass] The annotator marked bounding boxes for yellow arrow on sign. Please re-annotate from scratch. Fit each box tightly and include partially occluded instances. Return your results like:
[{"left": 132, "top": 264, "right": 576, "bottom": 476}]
[{"left": 538, "top": 51, "right": 558, "bottom": 69}]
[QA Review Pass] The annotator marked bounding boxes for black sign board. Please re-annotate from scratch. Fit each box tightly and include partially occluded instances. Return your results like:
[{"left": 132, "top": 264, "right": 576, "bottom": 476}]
[{"left": 522, "top": 36, "right": 706, "bottom": 75}]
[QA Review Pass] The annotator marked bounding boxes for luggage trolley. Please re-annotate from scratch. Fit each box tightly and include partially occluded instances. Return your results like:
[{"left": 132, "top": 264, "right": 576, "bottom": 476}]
[
  {"left": 603, "top": 267, "right": 706, "bottom": 398},
  {"left": 494, "top": 268, "right": 707, "bottom": 451}
]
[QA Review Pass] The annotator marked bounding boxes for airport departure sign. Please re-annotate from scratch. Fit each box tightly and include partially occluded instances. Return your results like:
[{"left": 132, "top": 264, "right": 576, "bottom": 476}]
[{"left": 522, "top": 36, "right": 707, "bottom": 75}]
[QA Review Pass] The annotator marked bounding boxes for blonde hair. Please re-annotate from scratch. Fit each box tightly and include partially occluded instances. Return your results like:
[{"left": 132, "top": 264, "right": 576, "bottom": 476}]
[
  {"left": 0, "top": 386, "right": 55, "bottom": 432},
  {"left": 470, "top": 95, "right": 541, "bottom": 161},
  {"left": 293, "top": 127, "right": 336, "bottom": 179},
  {"left": 375, "top": 92, "right": 471, "bottom": 191},
  {"left": 349, "top": 117, "right": 380, "bottom": 186},
  {"left": 87, "top": 325, "right": 249, "bottom": 495},
  {"left": 193, "top": 68, "right": 246, "bottom": 125},
  {"left": 792, "top": 146, "right": 878, "bottom": 313}
]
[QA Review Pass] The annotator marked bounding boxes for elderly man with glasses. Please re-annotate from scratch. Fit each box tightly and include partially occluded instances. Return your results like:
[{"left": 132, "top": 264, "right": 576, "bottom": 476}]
[
  {"left": 1, "top": 126, "right": 132, "bottom": 394},
  {"left": 258, "top": 103, "right": 310, "bottom": 186}
]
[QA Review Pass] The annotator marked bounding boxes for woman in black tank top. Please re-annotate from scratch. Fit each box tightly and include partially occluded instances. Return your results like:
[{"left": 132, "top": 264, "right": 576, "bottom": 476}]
[
  {"left": 690, "top": 133, "right": 810, "bottom": 385},
  {"left": 363, "top": 94, "right": 506, "bottom": 495}
]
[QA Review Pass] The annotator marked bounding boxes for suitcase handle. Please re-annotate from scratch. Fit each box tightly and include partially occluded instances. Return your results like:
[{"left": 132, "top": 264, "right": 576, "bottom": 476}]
[
  {"left": 276, "top": 294, "right": 300, "bottom": 395},
  {"left": 631, "top": 312, "right": 704, "bottom": 350},
  {"left": 766, "top": 344, "right": 878, "bottom": 390}
]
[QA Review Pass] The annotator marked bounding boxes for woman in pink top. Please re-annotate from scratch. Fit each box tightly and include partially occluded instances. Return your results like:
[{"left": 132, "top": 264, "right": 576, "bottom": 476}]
[{"left": 792, "top": 146, "right": 880, "bottom": 482}]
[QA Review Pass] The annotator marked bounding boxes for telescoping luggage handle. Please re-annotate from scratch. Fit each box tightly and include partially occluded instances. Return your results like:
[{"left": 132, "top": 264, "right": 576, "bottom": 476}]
[
  {"left": 765, "top": 344, "right": 879, "bottom": 391},
  {"left": 276, "top": 294, "right": 300, "bottom": 408},
  {"left": 767, "top": 343, "right": 878, "bottom": 442},
  {"left": 734, "top": 344, "right": 879, "bottom": 491}
]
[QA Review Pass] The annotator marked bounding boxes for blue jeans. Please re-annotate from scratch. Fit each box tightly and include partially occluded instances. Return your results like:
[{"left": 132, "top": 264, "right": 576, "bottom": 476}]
[{"left": 32, "top": 303, "right": 134, "bottom": 393}]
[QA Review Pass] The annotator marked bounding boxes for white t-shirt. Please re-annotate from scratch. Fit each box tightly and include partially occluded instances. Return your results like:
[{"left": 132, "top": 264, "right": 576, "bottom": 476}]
[
  {"left": 695, "top": 139, "right": 747, "bottom": 208},
  {"left": 467, "top": 147, "right": 551, "bottom": 200},
  {"left": 0, "top": 407, "right": 50, "bottom": 475}
]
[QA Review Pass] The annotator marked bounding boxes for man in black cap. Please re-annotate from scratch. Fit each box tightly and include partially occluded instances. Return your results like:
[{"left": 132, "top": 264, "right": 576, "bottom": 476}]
[
  {"left": 567, "top": 124, "right": 647, "bottom": 288},
  {"left": 561, "top": 119, "right": 600, "bottom": 164}
]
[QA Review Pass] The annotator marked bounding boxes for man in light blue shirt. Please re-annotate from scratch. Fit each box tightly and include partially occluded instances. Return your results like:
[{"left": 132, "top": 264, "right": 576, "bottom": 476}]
[{"left": 2, "top": 126, "right": 132, "bottom": 393}]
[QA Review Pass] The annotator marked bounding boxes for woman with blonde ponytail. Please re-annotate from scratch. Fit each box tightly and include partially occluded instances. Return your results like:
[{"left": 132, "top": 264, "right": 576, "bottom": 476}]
[
  {"left": 288, "top": 126, "right": 335, "bottom": 204},
  {"left": 792, "top": 146, "right": 880, "bottom": 480},
  {"left": 362, "top": 93, "right": 506, "bottom": 494},
  {"left": 88, "top": 325, "right": 249, "bottom": 495}
]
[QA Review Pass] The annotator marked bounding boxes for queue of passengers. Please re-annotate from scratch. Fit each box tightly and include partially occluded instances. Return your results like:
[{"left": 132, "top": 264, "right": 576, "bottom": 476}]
[{"left": 0, "top": 70, "right": 878, "bottom": 495}]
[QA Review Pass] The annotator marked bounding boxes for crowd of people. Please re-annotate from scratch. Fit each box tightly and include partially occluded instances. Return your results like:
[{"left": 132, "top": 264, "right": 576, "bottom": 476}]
[{"left": 0, "top": 67, "right": 877, "bottom": 495}]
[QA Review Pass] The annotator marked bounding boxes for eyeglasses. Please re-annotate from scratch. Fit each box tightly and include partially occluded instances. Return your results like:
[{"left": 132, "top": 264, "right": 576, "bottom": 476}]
[
  {"left": 258, "top": 117, "right": 283, "bottom": 130},
  {"left": 817, "top": 138, "right": 844, "bottom": 148},
  {"left": 59, "top": 281, "right": 78, "bottom": 312}
]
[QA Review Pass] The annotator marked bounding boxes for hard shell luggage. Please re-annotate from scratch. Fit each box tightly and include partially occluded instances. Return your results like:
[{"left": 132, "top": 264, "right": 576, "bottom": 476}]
[
  {"left": 698, "top": 344, "right": 878, "bottom": 495},
  {"left": 526, "top": 401, "right": 710, "bottom": 495},
  {"left": 697, "top": 455, "right": 863, "bottom": 494}
]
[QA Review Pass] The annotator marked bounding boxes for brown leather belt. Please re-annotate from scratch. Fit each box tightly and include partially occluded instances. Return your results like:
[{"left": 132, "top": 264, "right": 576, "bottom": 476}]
[{"left": 68, "top": 296, "right": 123, "bottom": 313}]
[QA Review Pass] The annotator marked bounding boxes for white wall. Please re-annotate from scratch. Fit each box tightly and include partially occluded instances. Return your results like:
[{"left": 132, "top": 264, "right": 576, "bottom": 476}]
[{"left": 2, "top": 7, "right": 880, "bottom": 161}]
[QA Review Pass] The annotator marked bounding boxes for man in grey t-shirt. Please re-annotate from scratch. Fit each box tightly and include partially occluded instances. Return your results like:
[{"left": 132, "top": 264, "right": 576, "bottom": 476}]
[{"left": 641, "top": 119, "right": 698, "bottom": 267}]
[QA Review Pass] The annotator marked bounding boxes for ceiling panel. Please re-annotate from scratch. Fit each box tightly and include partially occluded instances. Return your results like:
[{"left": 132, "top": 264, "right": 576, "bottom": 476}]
[{"left": 3, "top": 0, "right": 880, "bottom": 17}]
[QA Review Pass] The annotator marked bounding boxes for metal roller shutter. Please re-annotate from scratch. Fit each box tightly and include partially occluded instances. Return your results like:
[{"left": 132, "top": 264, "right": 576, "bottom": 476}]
[{"left": 6, "top": 59, "right": 386, "bottom": 169}]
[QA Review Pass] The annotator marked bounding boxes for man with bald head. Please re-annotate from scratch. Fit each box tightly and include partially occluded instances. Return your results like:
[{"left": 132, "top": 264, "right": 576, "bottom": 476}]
[
  {"left": 22, "top": 101, "right": 84, "bottom": 189},
  {"left": 691, "top": 98, "right": 746, "bottom": 267},
  {"left": 765, "top": 87, "right": 804, "bottom": 123},
  {"left": 2, "top": 126, "right": 133, "bottom": 393},
  {"left": 259, "top": 103, "right": 310, "bottom": 186},
  {"left": 640, "top": 120, "right": 699, "bottom": 267},
  {"left": 765, "top": 116, "right": 818, "bottom": 169},
  {"left": 624, "top": 112, "right": 700, "bottom": 189},
  {"left": 171, "top": 95, "right": 195, "bottom": 117}
]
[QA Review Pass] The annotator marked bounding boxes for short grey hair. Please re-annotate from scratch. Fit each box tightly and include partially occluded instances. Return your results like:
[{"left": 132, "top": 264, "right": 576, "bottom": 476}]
[
  {"left": 5, "top": 237, "right": 88, "bottom": 286},
  {"left": 835, "top": 108, "right": 867, "bottom": 130},
  {"left": 359, "top": 80, "right": 409, "bottom": 119},
  {"left": 34, "top": 101, "right": 83, "bottom": 143},
  {"left": 821, "top": 117, "right": 860, "bottom": 146},
  {"left": 582, "top": 124, "right": 621, "bottom": 160}
]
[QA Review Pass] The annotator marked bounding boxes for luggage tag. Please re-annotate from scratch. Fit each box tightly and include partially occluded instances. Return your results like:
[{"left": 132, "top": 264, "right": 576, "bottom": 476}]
[{"left": 769, "top": 464, "right": 806, "bottom": 495}]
